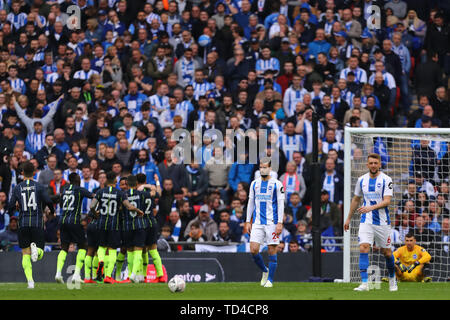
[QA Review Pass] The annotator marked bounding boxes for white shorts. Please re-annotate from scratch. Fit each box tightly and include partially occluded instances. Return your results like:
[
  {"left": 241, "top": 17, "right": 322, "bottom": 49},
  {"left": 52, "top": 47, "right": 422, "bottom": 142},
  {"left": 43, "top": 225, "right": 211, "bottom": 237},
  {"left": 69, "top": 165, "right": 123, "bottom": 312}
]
[
  {"left": 250, "top": 224, "right": 280, "bottom": 246},
  {"left": 358, "top": 223, "right": 392, "bottom": 249}
]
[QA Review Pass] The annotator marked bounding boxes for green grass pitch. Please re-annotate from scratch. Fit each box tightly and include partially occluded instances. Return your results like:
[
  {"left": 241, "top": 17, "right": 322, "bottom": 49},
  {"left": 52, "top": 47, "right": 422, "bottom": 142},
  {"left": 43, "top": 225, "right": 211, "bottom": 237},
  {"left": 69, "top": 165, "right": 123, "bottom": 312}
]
[{"left": 0, "top": 282, "right": 449, "bottom": 300}]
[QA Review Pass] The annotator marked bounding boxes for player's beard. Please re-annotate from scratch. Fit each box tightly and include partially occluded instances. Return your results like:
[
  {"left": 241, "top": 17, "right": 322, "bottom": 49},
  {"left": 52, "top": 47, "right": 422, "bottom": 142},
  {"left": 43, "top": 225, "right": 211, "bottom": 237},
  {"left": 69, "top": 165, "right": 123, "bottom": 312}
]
[{"left": 369, "top": 168, "right": 379, "bottom": 175}]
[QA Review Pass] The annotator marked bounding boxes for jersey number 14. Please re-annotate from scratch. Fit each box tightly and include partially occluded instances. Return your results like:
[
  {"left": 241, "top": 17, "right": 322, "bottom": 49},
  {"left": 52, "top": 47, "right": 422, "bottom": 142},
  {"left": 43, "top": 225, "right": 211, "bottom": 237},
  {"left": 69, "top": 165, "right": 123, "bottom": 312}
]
[{"left": 21, "top": 192, "right": 37, "bottom": 211}]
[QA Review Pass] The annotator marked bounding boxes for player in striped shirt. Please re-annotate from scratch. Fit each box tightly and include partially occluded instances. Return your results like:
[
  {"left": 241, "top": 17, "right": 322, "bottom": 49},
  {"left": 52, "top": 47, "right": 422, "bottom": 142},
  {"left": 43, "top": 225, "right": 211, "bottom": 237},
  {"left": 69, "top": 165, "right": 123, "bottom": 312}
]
[
  {"left": 7, "top": 161, "right": 55, "bottom": 289},
  {"left": 55, "top": 173, "right": 94, "bottom": 284},
  {"left": 344, "top": 153, "right": 398, "bottom": 292},
  {"left": 120, "top": 175, "right": 148, "bottom": 283},
  {"left": 136, "top": 173, "right": 165, "bottom": 283},
  {"left": 89, "top": 172, "right": 144, "bottom": 284},
  {"left": 246, "top": 160, "right": 285, "bottom": 288}
]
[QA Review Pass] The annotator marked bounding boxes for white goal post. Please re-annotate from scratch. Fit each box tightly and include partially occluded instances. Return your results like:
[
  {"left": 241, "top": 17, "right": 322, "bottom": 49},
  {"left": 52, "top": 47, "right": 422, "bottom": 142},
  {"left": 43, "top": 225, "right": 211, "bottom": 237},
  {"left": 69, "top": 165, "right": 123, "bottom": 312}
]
[{"left": 344, "top": 128, "right": 450, "bottom": 283}]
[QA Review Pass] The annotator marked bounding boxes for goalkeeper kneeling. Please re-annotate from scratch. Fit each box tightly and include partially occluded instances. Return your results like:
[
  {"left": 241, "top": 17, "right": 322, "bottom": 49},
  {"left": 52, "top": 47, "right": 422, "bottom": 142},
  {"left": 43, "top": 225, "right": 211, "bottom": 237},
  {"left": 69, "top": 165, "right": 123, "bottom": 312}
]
[{"left": 393, "top": 233, "right": 432, "bottom": 282}]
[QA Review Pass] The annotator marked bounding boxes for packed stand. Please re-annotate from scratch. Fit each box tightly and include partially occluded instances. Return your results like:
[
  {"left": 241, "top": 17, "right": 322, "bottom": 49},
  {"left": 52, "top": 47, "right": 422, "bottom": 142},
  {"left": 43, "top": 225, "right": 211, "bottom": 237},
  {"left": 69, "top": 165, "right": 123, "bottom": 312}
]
[{"left": 0, "top": 0, "right": 449, "bottom": 253}]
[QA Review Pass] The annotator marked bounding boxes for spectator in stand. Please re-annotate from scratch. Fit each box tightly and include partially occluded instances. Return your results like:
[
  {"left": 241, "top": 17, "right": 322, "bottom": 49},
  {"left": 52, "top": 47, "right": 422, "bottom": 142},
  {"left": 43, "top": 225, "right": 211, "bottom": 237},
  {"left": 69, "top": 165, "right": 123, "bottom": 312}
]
[
  {"left": 306, "top": 189, "right": 342, "bottom": 234},
  {"left": 413, "top": 215, "right": 435, "bottom": 249},
  {"left": 184, "top": 205, "right": 218, "bottom": 241}
]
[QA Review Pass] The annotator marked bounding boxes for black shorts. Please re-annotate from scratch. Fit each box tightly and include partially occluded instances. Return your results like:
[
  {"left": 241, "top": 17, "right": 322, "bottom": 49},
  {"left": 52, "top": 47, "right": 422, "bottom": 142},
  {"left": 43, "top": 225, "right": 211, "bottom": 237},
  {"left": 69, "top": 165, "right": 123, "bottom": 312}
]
[
  {"left": 18, "top": 227, "right": 45, "bottom": 249},
  {"left": 145, "top": 224, "right": 158, "bottom": 246},
  {"left": 60, "top": 224, "right": 87, "bottom": 246},
  {"left": 122, "top": 229, "right": 146, "bottom": 248},
  {"left": 87, "top": 223, "right": 99, "bottom": 248},
  {"left": 98, "top": 229, "right": 122, "bottom": 249}
]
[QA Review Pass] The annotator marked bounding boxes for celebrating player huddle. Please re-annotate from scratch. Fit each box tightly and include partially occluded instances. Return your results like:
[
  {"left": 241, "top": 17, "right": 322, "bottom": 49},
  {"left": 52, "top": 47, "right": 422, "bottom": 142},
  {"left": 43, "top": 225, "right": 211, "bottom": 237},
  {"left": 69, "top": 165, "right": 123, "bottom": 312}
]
[{"left": 9, "top": 160, "right": 164, "bottom": 288}]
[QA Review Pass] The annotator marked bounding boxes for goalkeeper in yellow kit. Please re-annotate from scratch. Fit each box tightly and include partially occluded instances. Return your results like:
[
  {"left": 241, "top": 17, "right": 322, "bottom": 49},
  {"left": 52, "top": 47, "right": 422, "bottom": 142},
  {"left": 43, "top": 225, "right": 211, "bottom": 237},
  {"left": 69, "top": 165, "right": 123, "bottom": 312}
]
[{"left": 393, "top": 233, "right": 432, "bottom": 282}]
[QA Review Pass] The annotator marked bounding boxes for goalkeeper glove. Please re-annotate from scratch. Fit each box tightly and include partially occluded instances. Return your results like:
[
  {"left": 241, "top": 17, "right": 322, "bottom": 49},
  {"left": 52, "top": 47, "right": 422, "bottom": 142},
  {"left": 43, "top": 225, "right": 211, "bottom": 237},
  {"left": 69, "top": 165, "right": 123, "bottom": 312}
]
[
  {"left": 395, "top": 260, "right": 408, "bottom": 273},
  {"left": 407, "top": 261, "right": 420, "bottom": 273}
]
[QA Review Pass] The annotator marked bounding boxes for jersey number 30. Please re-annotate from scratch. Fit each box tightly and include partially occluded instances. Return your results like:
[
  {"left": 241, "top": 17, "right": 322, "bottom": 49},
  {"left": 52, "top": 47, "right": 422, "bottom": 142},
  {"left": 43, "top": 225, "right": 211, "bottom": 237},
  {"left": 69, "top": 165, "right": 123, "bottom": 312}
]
[{"left": 100, "top": 199, "right": 118, "bottom": 216}]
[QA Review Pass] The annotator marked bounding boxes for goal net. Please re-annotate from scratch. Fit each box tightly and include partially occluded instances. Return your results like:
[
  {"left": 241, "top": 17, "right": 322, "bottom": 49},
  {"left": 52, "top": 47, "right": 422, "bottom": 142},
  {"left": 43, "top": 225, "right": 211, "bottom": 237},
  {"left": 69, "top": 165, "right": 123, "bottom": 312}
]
[{"left": 343, "top": 128, "right": 450, "bottom": 283}]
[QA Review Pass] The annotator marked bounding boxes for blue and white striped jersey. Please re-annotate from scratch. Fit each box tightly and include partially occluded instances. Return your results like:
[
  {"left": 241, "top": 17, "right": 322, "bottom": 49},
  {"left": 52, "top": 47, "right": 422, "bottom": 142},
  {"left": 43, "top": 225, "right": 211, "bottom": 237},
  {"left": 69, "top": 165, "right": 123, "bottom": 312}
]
[
  {"left": 46, "top": 72, "right": 60, "bottom": 85},
  {"left": 354, "top": 172, "right": 393, "bottom": 226},
  {"left": 148, "top": 94, "right": 169, "bottom": 119},
  {"left": 322, "top": 140, "right": 344, "bottom": 154},
  {"left": 80, "top": 178, "right": 100, "bottom": 214},
  {"left": 302, "top": 119, "right": 325, "bottom": 154},
  {"left": 7, "top": 12, "right": 27, "bottom": 30},
  {"left": 190, "top": 80, "right": 214, "bottom": 100},
  {"left": 176, "top": 100, "right": 194, "bottom": 127},
  {"left": 73, "top": 69, "right": 99, "bottom": 80},
  {"left": 63, "top": 169, "right": 83, "bottom": 182},
  {"left": 283, "top": 86, "right": 308, "bottom": 117},
  {"left": 368, "top": 71, "right": 396, "bottom": 90},
  {"left": 340, "top": 67, "right": 367, "bottom": 84},
  {"left": 279, "top": 133, "right": 305, "bottom": 161},
  {"left": 255, "top": 57, "right": 280, "bottom": 75},
  {"left": 10, "top": 78, "right": 26, "bottom": 94},
  {"left": 247, "top": 177, "right": 285, "bottom": 225}
]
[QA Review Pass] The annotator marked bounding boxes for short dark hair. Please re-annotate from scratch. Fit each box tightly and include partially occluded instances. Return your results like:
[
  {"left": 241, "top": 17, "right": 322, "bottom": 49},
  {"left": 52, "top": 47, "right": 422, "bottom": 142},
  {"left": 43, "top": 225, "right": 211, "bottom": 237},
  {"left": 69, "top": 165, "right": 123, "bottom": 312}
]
[
  {"left": 136, "top": 173, "right": 147, "bottom": 184},
  {"left": 106, "top": 171, "right": 116, "bottom": 184},
  {"left": 405, "top": 233, "right": 415, "bottom": 239},
  {"left": 127, "top": 175, "right": 137, "bottom": 187},
  {"left": 22, "top": 161, "right": 35, "bottom": 177},
  {"left": 68, "top": 172, "right": 80, "bottom": 185}
]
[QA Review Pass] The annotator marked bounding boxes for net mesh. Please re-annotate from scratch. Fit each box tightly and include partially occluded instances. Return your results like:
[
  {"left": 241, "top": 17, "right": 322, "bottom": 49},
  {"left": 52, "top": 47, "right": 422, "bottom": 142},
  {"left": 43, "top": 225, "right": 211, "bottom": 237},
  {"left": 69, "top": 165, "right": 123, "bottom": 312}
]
[{"left": 348, "top": 132, "right": 450, "bottom": 282}]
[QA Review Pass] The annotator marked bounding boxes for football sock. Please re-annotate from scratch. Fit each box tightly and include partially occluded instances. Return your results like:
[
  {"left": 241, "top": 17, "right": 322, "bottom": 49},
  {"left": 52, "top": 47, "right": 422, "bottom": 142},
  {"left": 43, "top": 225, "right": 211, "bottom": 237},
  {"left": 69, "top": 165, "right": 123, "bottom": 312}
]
[
  {"left": 84, "top": 255, "right": 93, "bottom": 280},
  {"left": 149, "top": 249, "right": 163, "bottom": 277},
  {"left": 75, "top": 249, "right": 86, "bottom": 276},
  {"left": 385, "top": 255, "right": 395, "bottom": 278},
  {"left": 268, "top": 254, "right": 277, "bottom": 283},
  {"left": 37, "top": 247, "right": 44, "bottom": 261},
  {"left": 132, "top": 249, "right": 143, "bottom": 276},
  {"left": 116, "top": 252, "right": 125, "bottom": 279},
  {"left": 56, "top": 250, "right": 68, "bottom": 275},
  {"left": 127, "top": 251, "right": 134, "bottom": 277},
  {"left": 252, "top": 253, "right": 268, "bottom": 273},
  {"left": 360, "top": 253, "right": 369, "bottom": 283},
  {"left": 22, "top": 255, "right": 33, "bottom": 282},
  {"left": 142, "top": 251, "right": 149, "bottom": 277},
  {"left": 104, "top": 250, "right": 110, "bottom": 272},
  {"left": 106, "top": 249, "right": 117, "bottom": 278},
  {"left": 92, "top": 255, "right": 99, "bottom": 277},
  {"left": 97, "top": 246, "right": 106, "bottom": 263}
]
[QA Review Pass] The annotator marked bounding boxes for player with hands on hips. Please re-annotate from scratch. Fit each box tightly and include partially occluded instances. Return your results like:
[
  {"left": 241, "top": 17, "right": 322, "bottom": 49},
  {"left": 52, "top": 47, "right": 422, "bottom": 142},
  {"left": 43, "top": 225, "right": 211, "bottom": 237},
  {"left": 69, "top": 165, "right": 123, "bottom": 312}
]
[
  {"left": 344, "top": 153, "right": 398, "bottom": 292},
  {"left": 246, "top": 160, "right": 285, "bottom": 288}
]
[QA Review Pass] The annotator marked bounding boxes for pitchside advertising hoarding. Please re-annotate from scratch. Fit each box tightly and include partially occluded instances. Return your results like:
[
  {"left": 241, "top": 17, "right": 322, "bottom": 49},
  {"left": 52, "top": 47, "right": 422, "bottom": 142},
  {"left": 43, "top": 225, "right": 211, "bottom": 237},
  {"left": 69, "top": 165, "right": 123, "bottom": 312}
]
[{"left": 143, "top": 258, "right": 225, "bottom": 283}]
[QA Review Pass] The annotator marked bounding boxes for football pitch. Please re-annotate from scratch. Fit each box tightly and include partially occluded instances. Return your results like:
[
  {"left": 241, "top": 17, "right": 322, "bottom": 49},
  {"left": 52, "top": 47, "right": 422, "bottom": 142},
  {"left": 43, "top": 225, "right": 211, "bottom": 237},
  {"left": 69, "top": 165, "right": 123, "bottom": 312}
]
[{"left": 0, "top": 282, "right": 449, "bottom": 300}]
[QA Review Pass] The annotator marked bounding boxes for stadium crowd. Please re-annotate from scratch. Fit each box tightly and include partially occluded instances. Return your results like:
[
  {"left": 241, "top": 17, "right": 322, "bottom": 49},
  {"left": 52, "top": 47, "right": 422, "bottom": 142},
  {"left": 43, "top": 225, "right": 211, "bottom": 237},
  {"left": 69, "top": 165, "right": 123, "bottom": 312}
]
[{"left": 0, "top": 0, "right": 449, "bottom": 254}]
